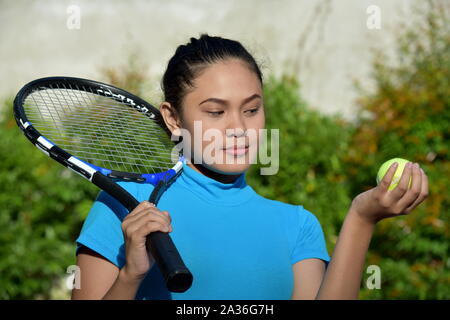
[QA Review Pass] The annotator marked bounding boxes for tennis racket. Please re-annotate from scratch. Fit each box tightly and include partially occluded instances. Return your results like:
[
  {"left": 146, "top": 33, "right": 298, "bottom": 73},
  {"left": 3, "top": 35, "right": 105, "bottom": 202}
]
[{"left": 13, "top": 76, "right": 193, "bottom": 293}]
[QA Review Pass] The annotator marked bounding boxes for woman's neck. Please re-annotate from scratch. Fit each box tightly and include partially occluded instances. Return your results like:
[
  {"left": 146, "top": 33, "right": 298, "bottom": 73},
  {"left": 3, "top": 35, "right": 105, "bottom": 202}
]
[{"left": 187, "top": 163, "right": 242, "bottom": 184}]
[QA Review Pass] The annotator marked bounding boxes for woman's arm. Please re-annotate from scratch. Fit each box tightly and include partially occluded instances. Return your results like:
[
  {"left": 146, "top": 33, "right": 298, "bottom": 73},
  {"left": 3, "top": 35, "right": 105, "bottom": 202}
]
[
  {"left": 314, "top": 209, "right": 374, "bottom": 299},
  {"left": 72, "top": 201, "right": 174, "bottom": 300},
  {"left": 71, "top": 247, "right": 143, "bottom": 300},
  {"left": 293, "top": 162, "right": 428, "bottom": 300},
  {"left": 291, "top": 210, "right": 372, "bottom": 300},
  {"left": 291, "top": 259, "right": 326, "bottom": 299},
  {"left": 318, "top": 162, "right": 427, "bottom": 299}
]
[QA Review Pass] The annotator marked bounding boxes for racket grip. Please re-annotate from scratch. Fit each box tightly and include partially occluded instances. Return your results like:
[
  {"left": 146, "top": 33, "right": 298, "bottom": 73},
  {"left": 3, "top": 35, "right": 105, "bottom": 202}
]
[
  {"left": 146, "top": 232, "right": 193, "bottom": 293},
  {"left": 91, "top": 172, "right": 193, "bottom": 293}
]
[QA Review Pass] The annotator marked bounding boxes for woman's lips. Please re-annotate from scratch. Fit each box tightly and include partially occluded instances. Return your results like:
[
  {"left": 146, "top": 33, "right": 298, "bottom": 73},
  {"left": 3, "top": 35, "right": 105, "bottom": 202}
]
[{"left": 223, "top": 145, "right": 249, "bottom": 156}]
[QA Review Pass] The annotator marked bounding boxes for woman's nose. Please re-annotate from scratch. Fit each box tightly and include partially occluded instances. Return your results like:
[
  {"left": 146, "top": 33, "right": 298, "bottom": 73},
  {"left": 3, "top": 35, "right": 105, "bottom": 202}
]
[
  {"left": 226, "top": 112, "right": 247, "bottom": 137},
  {"left": 226, "top": 127, "right": 246, "bottom": 138}
]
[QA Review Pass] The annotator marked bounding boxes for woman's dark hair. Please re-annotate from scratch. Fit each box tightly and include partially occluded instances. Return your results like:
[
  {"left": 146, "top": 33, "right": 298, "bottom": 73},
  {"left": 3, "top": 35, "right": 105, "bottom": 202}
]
[{"left": 161, "top": 34, "right": 263, "bottom": 119}]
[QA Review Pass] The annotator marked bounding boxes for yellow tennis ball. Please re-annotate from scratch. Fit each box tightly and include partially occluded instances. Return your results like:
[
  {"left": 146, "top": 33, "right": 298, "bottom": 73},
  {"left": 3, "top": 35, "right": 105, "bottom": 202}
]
[{"left": 376, "top": 158, "right": 412, "bottom": 190}]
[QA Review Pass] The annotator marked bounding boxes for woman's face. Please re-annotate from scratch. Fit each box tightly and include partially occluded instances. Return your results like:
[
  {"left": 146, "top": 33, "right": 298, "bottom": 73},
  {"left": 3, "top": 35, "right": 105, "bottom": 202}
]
[{"left": 164, "top": 58, "right": 265, "bottom": 175}]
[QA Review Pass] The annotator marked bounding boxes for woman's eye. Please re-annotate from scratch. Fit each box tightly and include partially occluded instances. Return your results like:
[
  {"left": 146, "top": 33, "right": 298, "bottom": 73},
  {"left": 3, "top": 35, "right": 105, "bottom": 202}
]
[
  {"left": 207, "top": 111, "right": 224, "bottom": 117},
  {"left": 245, "top": 107, "right": 260, "bottom": 115}
]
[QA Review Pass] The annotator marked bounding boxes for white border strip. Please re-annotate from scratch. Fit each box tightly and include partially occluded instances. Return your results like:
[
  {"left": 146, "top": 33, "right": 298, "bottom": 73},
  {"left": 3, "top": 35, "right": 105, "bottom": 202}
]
[
  {"left": 19, "top": 119, "right": 31, "bottom": 129},
  {"left": 68, "top": 156, "right": 97, "bottom": 177},
  {"left": 173, "top": 160, "right": 184, "bottom": 173},
  {"left": 37, "top": 136, "right": 54, "bottom": 150}
]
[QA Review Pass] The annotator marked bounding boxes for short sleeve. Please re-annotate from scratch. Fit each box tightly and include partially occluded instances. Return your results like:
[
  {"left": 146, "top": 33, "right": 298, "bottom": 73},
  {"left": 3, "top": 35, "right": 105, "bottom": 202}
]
[
  {"left": 290, "top": 206, "right": 330, "bottom": 266},
  {"left": 75, "top": 182, "right": 136, "bottom": 269}
]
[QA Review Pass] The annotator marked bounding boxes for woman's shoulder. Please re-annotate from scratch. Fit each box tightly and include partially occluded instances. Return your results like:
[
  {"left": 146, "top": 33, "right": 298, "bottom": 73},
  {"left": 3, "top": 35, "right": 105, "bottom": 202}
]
[
  {"left": 250, "top": 192, "right": 312, "bottom": 218},
  {"left": 89, "top": 181, "right": 155, "bottom": 219},
  {"left": 249, "top": 193, "right": 323, "bottom": 242},
  {"left": 95, "top": 181, "right": 156, "bottom": 202}
]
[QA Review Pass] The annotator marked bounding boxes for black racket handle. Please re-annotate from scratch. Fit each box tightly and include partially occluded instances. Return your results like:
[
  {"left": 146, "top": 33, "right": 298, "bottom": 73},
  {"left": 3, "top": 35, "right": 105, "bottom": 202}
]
[
  {"left": 92, "top": 172, "right": 193, "bottom": 293},
  {"left": 145, "top": 231, "right": 193, "bottom": 292}
]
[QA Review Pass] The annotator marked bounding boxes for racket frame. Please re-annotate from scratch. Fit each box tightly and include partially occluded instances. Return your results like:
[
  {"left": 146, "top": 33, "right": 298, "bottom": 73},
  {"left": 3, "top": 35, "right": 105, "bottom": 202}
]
[{"left": 13, "top": 76, "right": 193, "bottom": 293}]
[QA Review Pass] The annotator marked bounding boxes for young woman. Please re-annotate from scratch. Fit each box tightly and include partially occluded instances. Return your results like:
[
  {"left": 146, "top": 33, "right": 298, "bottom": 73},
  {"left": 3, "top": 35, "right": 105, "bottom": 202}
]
[{"left": 71, "top": 34, "right": 428, "bottom": 300}]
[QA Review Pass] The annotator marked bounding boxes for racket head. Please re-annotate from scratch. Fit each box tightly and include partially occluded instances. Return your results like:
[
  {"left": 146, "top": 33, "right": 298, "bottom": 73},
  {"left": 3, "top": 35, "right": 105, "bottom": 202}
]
[
  {"left": 13, "top": 77, "right": 193, "bottom": 293},
  {"left": 13, "top": 76, "right": 182, "bottom": 184}
]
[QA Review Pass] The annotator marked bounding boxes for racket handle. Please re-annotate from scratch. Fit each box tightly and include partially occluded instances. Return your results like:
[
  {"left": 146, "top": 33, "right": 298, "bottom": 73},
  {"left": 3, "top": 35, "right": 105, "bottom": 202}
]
[
  {"left": 146, "top": 232, "right": 193, "bottom": 292},
  {"left": 91, "top": 172, "right": 193, "bottom": 293}
]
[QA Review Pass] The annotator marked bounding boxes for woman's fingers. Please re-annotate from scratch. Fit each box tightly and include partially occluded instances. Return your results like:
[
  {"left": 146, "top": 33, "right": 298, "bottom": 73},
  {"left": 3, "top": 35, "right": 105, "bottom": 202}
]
[
  {"left": 120, "top": 202, "right": 173, "bottom": 279},
  {"left": 393, "top": 163, "right": 420, "bottom": 205},
  {"left": 403, "top": 167, "right": 429, "bottom": 213},
  {"left": 124, "top": 201, "right": 154, "bottom": 221},
  {"left": 124, "top": 201, "right": 171, "bottom": 225},
  {"left": 124, "top": 212, "right": 172, "bottom": 238},
  {"left": 378, "top": 161, "right": 430, "bottom": 217},
  {"left": 122, "top": 201, "right": 172, "bottom": 234},
  {"left": 127, "top": 209, "right": 171, "bottom": 231},
  {"left": 389, "top": 162, "right": 413, "bottom": 198},
  {"left": 125, "top": 207, "right": 171, "bottom": 227},
  {"left": 379, "top": 162, "right": 400, "bottom": 192}
]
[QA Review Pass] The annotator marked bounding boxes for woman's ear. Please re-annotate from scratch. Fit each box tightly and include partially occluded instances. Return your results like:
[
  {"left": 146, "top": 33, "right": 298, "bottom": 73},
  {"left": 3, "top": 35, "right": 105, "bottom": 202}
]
[{"left": 160, "top": 102, "right": 182, "bottom": 136}]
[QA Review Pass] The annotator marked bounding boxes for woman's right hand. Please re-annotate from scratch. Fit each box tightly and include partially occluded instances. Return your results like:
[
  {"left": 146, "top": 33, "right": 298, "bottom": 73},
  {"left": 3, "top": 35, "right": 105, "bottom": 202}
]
[{"left": 120, "top": 201, "right": 173, "bottom": 282}]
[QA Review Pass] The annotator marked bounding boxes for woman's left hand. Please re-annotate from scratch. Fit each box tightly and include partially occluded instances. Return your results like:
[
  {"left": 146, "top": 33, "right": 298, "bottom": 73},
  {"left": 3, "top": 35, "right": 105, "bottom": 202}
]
[{"left": 350, "top": 161, "right": 429, "bottom": 225}]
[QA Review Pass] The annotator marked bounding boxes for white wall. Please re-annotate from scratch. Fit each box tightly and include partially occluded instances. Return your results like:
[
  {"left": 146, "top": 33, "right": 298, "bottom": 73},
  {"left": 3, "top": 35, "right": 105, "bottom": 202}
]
[{"left": 0, "top": 0, "right": 419, "bottom": 121}]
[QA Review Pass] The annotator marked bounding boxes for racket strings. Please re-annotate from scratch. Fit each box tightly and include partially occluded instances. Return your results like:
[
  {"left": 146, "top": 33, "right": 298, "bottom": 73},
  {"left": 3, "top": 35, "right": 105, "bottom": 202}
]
[{"left": 23, "top": 85, "right": 176, "bottom": 174}]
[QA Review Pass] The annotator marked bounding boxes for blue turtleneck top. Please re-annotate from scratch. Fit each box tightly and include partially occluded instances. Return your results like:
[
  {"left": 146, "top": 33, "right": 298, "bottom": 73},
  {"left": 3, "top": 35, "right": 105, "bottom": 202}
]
[{"left": 76, "top": 162, "right": 330, "bottom": 299}]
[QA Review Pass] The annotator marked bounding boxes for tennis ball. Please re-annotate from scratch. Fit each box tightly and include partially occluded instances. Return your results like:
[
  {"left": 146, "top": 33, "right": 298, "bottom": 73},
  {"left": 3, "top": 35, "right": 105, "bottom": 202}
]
[{"left": 376, "top": 158, "right": 412, "bottom": 191}]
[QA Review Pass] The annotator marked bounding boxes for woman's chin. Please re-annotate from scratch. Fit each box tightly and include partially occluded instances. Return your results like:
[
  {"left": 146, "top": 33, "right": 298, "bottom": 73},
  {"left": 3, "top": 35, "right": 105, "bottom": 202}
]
[{"left": 202, "top": 162, "right": 251, "bottom": 175}]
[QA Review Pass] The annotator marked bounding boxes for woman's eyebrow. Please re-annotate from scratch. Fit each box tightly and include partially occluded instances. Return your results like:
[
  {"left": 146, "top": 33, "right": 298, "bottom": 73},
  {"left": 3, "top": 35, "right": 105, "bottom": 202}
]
[{"left": 199, "top": 94, "right": 261, "bottom": 106}]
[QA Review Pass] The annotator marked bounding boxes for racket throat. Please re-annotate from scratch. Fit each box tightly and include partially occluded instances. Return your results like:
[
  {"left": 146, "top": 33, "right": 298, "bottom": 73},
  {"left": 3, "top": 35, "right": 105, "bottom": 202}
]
[{"left": 108, "top": 170, "right": 146, "bottom": 182}]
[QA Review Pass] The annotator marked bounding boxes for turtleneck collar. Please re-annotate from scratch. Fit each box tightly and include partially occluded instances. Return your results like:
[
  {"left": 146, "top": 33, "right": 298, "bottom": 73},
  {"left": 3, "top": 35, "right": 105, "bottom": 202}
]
[{"left": 177, "top": 162, "right": 255, "bottom": 206}]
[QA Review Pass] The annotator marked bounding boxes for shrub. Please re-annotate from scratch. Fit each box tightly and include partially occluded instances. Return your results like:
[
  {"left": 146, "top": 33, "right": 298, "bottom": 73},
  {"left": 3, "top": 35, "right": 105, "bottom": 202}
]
[
  {"left": 346, "top": 0, "right": 450, "bottom": 299},
  {"left": 0, "top": 101, "right": 97, "bottom": 299}
]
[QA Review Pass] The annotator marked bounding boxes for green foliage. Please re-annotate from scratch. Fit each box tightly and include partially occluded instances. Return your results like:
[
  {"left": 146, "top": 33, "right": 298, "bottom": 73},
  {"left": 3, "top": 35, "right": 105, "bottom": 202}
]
[
  {"left": 0, "top": 101, "right": 97, "bottom": 299},
  {"left": 249, "top": 0, "right": 449, "bottom": 299},
  {"left": 98, "top": 50, "right": 150, "bottom": 98},
  {"left": 1, "top": 0, "right": 448, "bottom": 299},
  {"left": 348, "top": 0, "right": 450, "bottom": 299}
]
